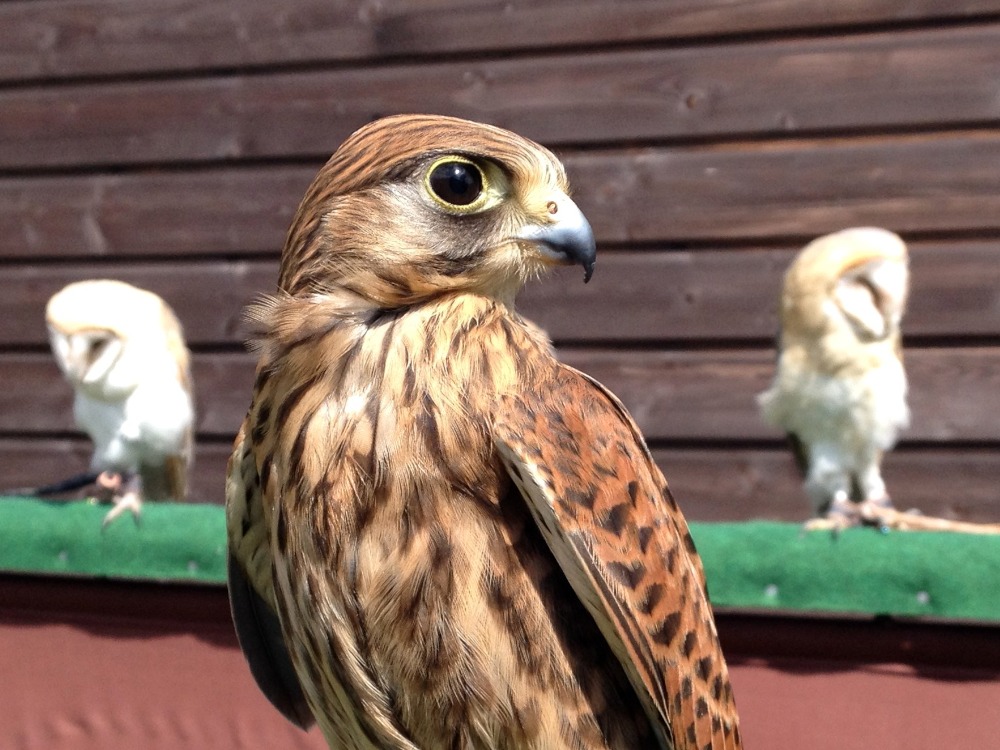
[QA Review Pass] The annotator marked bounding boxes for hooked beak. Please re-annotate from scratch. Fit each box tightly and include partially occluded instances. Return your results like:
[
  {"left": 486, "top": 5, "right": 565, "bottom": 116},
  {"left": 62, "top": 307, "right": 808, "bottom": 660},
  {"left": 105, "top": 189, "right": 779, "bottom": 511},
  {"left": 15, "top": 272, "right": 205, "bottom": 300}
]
[{"left": 517, "top": 194, "right": 597, "bottom": 283}]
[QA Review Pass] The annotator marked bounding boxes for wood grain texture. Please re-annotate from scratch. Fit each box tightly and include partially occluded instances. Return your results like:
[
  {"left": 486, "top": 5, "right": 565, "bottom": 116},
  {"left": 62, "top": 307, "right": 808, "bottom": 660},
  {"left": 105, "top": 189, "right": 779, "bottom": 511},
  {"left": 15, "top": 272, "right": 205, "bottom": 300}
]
[
  {"left": 0, "top": 260, "right": 276, "bottom": 346},
  {"left": 654, "top": 448, "right": 1000, "bottom": 524},
  {"left": 4, "top": 440, "right": 998, "bottom": 524},
  {"left": 2, "top": 347, "right": 998, "bottom": 442},
  {"left": 0, "top": 352, "right": 254, "bottom": 438},
  {"left": 3, "top": 0, "right": 998, "bottom": 83},
  {"left": 0, "top": 167, "right": 303, "bottom": 259},
  {"left": 2, "top": 241, "right": 999, "bottom": 346},
  {"left": 562, "top": 347, "right": 1000, "bottom": 442},
  {"left": 5, "top": 24, "right": 1000, "bottom": 169},
  {"left": 3, "top": 132, "right": 1000, "bottom": 259},
  {"left": 2, "top": 2, "right": 998, "bottom": 540},
  {"left": 569, "top": 133, "right": 1000, "bottom": 243}
]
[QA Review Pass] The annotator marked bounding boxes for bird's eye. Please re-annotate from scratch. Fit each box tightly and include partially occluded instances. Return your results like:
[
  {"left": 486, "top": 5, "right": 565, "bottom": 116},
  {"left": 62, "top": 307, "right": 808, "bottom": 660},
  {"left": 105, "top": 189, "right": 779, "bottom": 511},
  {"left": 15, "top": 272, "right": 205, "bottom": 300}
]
[{"left": 425, "top": 157, "right": 488, "bottom": 213}]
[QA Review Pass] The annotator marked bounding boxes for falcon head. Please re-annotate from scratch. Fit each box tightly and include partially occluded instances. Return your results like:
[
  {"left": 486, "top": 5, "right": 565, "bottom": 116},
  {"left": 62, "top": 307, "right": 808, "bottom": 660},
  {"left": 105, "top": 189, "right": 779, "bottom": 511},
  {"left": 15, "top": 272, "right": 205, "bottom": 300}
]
[
  {"left": 278, "top": 114, "right": 596, "bottom": 306},
  {"left": 780, "top": 227, "right": 909, "bottom": 347},
  {"left": 46, "top": 279, "right": 190, "bottom": 401}
]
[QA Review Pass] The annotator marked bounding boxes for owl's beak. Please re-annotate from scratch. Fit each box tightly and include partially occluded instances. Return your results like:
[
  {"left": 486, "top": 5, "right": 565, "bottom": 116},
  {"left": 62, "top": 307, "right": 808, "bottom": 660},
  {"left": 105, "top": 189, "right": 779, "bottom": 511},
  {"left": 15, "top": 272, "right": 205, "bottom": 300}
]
[{"left": 517, "top": 194, "right": 597, "bottom": 283}]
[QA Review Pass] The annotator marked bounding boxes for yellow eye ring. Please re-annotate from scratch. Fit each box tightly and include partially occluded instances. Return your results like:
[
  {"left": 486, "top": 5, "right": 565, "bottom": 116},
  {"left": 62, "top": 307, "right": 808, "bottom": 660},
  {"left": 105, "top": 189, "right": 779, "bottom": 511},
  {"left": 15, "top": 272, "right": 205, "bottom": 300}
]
[{"left": 424, "top": 156, "right": 491, "bottom": 214}]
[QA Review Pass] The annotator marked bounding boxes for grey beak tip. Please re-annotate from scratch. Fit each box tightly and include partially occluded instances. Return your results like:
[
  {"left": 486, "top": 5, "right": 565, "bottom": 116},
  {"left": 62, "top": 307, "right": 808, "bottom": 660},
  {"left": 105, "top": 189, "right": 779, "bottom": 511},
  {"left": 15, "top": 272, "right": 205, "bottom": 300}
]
[{"left": 583, "top": 260, "right": 595, "bottom": 283}]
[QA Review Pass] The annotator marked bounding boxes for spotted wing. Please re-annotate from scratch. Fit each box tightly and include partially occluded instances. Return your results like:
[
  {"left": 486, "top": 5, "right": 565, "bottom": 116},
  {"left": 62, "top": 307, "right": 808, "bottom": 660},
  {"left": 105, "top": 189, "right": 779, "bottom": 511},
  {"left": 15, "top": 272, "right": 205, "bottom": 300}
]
[{"left": 493, "top": 364, "right": 741, "bottom": 750}]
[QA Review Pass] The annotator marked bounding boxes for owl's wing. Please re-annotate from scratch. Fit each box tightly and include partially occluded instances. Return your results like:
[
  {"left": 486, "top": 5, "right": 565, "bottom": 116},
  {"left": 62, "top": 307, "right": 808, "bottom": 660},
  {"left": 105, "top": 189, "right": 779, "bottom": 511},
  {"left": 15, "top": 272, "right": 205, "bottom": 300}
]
[
  {"left": 136, "top": 456, "right": 188, "bottom": 502},
  {"left": 226, "top": 424, "right": 315, "bottom": 729},
  {"left": 493, "top": 364, "right": 740, "bottom": 750},
  {"left": 786, "top": 431, "right": 810, "bottom": 478}
]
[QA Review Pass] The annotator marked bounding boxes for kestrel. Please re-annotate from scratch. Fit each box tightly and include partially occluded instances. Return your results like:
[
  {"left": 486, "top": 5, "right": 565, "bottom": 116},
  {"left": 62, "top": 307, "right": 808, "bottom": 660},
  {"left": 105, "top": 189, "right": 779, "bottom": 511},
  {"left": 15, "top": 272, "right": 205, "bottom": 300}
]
[
  {"left": 227, "top": 114, "right": 741, "bottom": 749},
  {"left": 758, "top": 227, "right": 910, "bottom": 528},
  {"left": 46, "top": 279, "right": 195, "bottom": 526}
]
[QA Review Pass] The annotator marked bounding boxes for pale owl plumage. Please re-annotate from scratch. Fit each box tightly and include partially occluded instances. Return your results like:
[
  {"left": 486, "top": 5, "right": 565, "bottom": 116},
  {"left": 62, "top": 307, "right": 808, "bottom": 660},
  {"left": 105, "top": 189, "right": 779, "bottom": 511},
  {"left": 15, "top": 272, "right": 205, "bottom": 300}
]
[
  {"left": 758, "top": 227, "right": 910, "bottom": 522},
  {"left": 46, "top": 279, "right": 195, "bottom": 524}
]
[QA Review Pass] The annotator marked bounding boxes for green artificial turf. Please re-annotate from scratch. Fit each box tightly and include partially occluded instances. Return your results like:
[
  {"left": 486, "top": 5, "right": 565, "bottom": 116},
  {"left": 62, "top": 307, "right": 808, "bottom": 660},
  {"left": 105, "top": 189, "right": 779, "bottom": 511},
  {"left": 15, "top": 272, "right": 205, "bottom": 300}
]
[
  {"left": 1, "top": 497, "right": 998, "bottom": 622},
  {"left": 695, "top": 521, "right": 1000, "bottom": 622},
  {"left": 0, "top": 496, "right": 226, "bottom": 583}
]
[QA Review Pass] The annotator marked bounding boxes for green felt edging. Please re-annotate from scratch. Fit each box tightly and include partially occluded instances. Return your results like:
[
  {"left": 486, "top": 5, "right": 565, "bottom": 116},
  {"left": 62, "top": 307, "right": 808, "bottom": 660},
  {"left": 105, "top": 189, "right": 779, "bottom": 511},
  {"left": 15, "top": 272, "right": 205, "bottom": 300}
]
[
  {"left": 0, "top": 497, "right": 226, "bottom": 583},
  {"left": 1, "top": 497, "right": 999, "bottom": 622},
  {"left": 697, "top": 521, "right": 1000, "bottom": 622}
]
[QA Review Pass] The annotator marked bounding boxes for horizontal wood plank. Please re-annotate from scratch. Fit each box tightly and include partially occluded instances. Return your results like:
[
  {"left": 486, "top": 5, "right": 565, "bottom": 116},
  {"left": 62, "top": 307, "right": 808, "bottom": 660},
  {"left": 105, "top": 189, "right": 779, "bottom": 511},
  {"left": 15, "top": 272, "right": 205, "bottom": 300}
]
[
  {"left": 4, "top": 0, "right": 999, "bottom": 84},
  {"left": 0, "top": 167, "right": 305, "bottom": 259},
  {"left": 3, "top": 439, "right": 998, "bottom": 524},
  {"left": 6, "top": 25, "right": 1000, "bottom": 169},
  {"left": 3, "top": 240, "right": 999, "bottom": 346},
  {"left": 571, "top": 133, "right": 1000, "bottom": 243},
  {"left": 3, "top": 132, "right": 1000, "bottom": 259},
  {"left": 1, "top": 347, "right": 997, "bottom": 441},
  {"left": 569, "top": 346, "right": 1000, "bottom": 442},
  {"left": 655, "top": 447, "right": 1000, "bottom": 523},
  {"left": 0, "top": 260, "right": 276, "bottom": 347}
]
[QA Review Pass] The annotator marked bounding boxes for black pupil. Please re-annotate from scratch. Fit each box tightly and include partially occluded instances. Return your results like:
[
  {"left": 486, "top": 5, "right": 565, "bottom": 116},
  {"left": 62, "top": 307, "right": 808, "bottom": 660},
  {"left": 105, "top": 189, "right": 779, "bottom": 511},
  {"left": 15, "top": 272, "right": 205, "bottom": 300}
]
[{"left": 429, "top": 161, "right": 483, "bottom": 206}]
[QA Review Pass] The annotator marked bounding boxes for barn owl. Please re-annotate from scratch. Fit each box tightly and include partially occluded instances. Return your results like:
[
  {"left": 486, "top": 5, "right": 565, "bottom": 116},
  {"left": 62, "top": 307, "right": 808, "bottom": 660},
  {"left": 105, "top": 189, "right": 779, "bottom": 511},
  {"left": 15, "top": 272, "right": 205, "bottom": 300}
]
[
  {"left": 46, "top": 280, "right": 195, "bottom": 526},
  {"left": 226, "top": 115, "right": 741, "bottom": 749},
  {"left": 758, "top": 227, "right": 910, "bottom": 527}
]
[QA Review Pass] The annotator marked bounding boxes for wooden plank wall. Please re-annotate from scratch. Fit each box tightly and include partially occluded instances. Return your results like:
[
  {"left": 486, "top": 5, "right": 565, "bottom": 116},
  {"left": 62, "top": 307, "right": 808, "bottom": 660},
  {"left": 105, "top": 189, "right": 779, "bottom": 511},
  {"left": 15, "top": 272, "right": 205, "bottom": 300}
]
[{"left": 3, "top": 0, "right": 1000, "bottom": 522}]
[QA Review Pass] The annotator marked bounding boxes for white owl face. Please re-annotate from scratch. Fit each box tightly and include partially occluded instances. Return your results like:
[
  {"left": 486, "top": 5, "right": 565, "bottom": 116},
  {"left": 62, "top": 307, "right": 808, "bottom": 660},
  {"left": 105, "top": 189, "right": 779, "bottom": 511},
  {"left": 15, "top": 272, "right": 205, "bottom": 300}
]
[
  {"left": 832, "top": 255, "right": 909, "bottom": 342},
  {"left": 48, "top": 326, "right": 125, "bottom": 389},
  {"left": 45, "top": 280, "right": 191, "bottom": 403}
]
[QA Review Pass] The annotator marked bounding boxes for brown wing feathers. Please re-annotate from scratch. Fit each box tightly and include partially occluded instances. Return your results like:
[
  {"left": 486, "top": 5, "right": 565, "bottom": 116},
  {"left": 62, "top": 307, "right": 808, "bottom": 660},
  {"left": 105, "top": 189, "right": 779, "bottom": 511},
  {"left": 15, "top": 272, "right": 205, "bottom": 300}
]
[{"left": 496, "top": 363, "right": 741, "bottom": 749}]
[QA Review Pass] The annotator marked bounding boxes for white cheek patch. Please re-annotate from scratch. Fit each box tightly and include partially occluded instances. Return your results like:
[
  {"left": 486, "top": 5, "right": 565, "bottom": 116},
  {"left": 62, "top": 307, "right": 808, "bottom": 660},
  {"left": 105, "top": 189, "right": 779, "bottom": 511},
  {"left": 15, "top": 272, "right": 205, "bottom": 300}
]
[
  {"left": 82, "top": 338, "right": 124, "bottom": 385},
  {"left": 834, "top": 279, "right": 886, "bottom": 340},
  {"left": 867, "top": 260, "right": 909, "bottom": 316},
  {"left": 49, "top": 331, "right": 73, "bottom": 375}
]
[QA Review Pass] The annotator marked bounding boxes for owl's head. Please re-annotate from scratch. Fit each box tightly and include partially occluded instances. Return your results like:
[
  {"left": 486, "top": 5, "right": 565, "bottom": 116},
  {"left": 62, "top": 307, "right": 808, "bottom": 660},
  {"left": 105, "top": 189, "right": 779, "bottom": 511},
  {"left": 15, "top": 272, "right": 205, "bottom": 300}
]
[
  {"left": 277, "top": 114, "right": 596, "bottom": 306},
  {"left": 781, "top": 227, "right": 909, "bottom": 344},
  {"left": 46, "top": 280, "right": 189, "bottom": 400}
]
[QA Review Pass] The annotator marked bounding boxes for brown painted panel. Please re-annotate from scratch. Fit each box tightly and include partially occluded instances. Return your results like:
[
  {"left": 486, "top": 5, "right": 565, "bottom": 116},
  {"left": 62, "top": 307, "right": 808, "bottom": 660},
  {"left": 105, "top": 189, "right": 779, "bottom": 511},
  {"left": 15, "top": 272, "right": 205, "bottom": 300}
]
[
  {"left": 5, "top": 439, "right": 999, "bottom": 524},
  {"left": 4, "top": 0, "right": 998, "bottom": 83},
  {"left": 0, "top": 577, "right": 328, "bottom": 749},
  {"left": 2, "top": 345, "right": 998, "bottom": 442},
  {"left": 3, "top": 240, "right": 997, "bottom": 346},
  {"left": 3, "top": 577, "right": 1000, "bottom": 750},
  {"left": 3, "top": 133, "right": 1000, "bottom": 260},
  {"left": 729, "top": 657, "right": 1000, "bottom": 749},
  {"left": 5, "top": 25, "right": 1000, "bottom": 168}
]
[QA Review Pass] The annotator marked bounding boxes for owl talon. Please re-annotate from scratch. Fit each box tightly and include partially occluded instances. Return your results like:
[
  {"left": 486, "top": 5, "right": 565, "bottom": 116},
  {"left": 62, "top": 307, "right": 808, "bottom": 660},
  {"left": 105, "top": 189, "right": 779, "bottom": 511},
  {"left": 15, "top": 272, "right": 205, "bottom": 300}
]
[
  {"left": 804, "top": 494, "right": 866, "bottom": 535},
  {"left": 101, "top": 491, "right": 143, "bottom": 529},
  {"left": 99, "top": 473, "right": 144, "bottom": 529},
  {"left": 859, "top": 495, "right": 895, "bottom": 526},
  {"left": 803, "top": 510, "right": 858, "bottom": 535}
]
